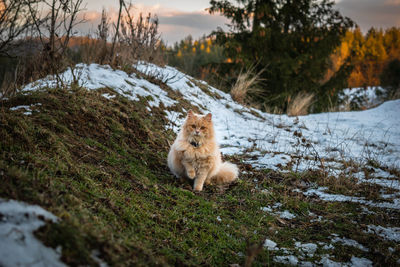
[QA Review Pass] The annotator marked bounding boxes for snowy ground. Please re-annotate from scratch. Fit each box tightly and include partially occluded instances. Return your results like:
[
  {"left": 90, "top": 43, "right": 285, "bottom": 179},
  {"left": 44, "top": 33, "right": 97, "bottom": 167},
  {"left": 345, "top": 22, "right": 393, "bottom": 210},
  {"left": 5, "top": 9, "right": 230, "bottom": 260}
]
[
  {"left": 19, "top": 63, "right": 400, "bottom": 266},
  {"left": 0, "top": 198, "right": 109, "bottom": 267},
  {"left": 338, "top": 86, "right": 387, "bottom": 110}
]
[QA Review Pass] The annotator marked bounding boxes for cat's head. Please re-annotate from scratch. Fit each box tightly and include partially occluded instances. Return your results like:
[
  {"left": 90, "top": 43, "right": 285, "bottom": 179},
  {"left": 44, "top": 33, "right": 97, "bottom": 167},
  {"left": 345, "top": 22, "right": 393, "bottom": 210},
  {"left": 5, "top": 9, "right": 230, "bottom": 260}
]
[{"left": 183, "top": 110, "right": 214, "bottom": 141}]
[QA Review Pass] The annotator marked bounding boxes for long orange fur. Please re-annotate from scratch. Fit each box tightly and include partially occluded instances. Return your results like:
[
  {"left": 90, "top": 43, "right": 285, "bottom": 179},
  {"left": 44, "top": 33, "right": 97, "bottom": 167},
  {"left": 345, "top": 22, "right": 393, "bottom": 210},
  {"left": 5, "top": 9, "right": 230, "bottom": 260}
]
[{"left": 167, "top": 110, "right": 239, "bottom": 191}]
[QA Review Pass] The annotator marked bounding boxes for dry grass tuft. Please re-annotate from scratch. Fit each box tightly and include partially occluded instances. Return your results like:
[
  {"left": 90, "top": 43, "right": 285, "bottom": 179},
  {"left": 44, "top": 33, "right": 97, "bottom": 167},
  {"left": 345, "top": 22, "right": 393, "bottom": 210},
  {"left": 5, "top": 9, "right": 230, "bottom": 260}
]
[
  {"left": 230, "top": 66, "right": 264, "bottom": 105},
  {"left": 287, "top": 91, "right": 314, "bottom": 116}
]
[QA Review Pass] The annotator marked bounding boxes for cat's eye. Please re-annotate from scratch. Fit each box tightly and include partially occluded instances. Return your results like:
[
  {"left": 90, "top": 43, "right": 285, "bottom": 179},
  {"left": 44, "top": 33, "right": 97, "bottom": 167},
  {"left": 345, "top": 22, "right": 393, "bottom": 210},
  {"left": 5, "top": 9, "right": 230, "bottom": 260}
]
[
  {"left": 200, "top": 126, "right": 205, "bottom": 130},
  {"left": 191, "top": 125, "right": 196, "bottom": 129}
]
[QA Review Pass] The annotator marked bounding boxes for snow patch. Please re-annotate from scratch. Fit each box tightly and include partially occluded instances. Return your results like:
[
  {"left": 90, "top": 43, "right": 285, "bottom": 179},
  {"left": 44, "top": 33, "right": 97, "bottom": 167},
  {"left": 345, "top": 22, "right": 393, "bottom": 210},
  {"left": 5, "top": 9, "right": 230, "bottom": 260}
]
[
  {"left": 23, "top": 64, "right": 177, "bottom": 108},
  {"left": 274, "top": 255, "right": 299, "bottom": 265},
  {"left": 339, "top": 86, "right": 386, "bottom": 110},
  {"left": 350, "top": 256, "right": 373, "bottom": 267},
  {"left": 0, "top": 198, "right": 65, "bottom": 267},
  {"left": 295, "top": 242, "right": 318, "bottom": 257},
  {"left": 101, "top": 93, "right": 115, "bottom": 99},
  {"left": 278, "top": 210, "right": 297, "bottom": 220},
  {"left": 9, "top": 103, "right": 42, "bottom": 115},
  {"left": 260, "top": 203, "right": 296, "bottom": 219},
  {"left": 302, "top": 187, "right": 400, "bottom": 210},
  {"left": 332, "top": 236, "right": 369, "bottom": 252},
  {"left": 366, "top": 225, "right": 400, "bottom": 242},
  {"left": 263, "top": 239, "right": 278, "bottom": 250},
  {"left": 10, "top": 105, "right": 31, "bottom": 111}
]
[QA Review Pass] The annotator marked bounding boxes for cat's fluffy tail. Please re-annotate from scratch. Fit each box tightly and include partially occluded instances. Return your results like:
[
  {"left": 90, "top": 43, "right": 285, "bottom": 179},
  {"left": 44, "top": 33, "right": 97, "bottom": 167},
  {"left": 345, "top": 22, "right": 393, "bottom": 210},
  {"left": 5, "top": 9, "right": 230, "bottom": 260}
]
[{"left": 212, "top": 162, "right": 239, "bottom": 184}]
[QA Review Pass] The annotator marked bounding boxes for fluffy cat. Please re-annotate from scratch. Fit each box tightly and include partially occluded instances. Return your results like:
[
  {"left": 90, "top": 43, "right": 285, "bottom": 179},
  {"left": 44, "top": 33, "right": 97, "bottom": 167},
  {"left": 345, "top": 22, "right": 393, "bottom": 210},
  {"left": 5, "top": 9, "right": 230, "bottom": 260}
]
[{"left": 168, "top": 110, "right": 239, "bottom": 191}]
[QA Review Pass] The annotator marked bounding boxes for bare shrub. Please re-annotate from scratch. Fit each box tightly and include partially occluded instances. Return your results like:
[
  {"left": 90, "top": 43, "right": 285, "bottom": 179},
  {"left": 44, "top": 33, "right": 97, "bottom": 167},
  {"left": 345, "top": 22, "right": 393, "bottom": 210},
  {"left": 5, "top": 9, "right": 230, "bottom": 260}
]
[
  {"left": 287, "top": 91, "right": 315, "bottom": 116},
  {"left": 95, "top": 8, "right": 110, "bottom": 64},
  {"left": 116, "top": 2, "right": 163, "bottom": 66},
  {"left": 0, "top": 0, "right": 85, "bottom": 97},
  {"left": 0, "top": 0, "right": 40, "bottom": 97},
  {"left": 0, "top": 0, "right": 37, "bottom": 56},
  {"left": 83, "top": 1, "right": 164, "bottom": 68},
  {"left": 230, "top": 66, "right": 264, "bottom": 105}
]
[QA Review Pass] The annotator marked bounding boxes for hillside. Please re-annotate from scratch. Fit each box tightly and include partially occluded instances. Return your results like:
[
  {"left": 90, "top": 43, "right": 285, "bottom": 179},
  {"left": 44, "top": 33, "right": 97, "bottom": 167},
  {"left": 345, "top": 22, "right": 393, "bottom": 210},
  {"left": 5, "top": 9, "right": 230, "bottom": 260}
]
[{"left": 1, "top": 63, "right": 399, "bottom": 266}]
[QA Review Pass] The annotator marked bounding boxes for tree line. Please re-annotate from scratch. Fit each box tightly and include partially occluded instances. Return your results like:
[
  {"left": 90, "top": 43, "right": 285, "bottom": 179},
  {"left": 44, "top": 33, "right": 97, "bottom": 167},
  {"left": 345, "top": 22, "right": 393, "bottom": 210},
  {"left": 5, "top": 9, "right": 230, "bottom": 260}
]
[
  {"left": 337, "top": 27, "right": 400, "bottom": 97},
  {"left": 167, "top": 27, "right": 400, "bottom": 109},
  {"left": 1, "top": 0, "right": 399, "bottom": 113}
]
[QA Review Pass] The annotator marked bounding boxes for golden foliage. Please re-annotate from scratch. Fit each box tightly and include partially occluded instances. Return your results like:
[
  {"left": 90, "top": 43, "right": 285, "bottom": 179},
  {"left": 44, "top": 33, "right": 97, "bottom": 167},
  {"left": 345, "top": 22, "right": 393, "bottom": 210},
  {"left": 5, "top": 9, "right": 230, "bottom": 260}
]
[{"left": 327, "top": 28, "right": 400, "bottom": 88}]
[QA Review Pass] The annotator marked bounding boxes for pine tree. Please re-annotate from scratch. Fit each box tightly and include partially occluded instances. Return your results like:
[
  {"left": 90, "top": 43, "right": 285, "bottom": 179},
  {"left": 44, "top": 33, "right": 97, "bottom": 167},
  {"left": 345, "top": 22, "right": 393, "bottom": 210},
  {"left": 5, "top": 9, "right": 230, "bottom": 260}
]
[{"left": 209, "top": 0, "right": 354, "bottom": 111}]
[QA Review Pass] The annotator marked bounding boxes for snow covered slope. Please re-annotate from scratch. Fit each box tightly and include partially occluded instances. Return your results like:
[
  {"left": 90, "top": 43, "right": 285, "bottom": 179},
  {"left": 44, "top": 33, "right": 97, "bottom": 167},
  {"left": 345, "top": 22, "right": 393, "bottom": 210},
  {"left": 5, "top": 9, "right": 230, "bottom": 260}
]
[
  {"left": 14, "top": 62, "right": 400, "bottom": 266},
  {"left": 24, "top": 63, "right": 400, "bottom": 171}
]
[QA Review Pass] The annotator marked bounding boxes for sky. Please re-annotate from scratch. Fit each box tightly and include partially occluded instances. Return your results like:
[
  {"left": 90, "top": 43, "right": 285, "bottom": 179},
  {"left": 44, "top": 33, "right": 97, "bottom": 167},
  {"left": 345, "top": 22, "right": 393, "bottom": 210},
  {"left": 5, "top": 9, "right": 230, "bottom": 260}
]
[{"left": 81, "top": 0, "right": 400, "bottom": 45}]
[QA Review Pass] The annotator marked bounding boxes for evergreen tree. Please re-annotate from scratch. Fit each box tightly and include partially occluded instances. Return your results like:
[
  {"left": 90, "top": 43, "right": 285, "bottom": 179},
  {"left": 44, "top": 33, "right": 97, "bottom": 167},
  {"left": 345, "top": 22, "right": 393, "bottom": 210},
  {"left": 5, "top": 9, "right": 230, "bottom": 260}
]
[
  {"left": 364, "top": 28, "right": 387, "bottom": 61},
  {"left": 166, "top": 35, "right": 225, "bottom": 82},
  {"left": 208, "top": 0, "right": 354, "bottom": 111},
  {"left": 383, "top": 27, "right": 400, "bottom": 57}
]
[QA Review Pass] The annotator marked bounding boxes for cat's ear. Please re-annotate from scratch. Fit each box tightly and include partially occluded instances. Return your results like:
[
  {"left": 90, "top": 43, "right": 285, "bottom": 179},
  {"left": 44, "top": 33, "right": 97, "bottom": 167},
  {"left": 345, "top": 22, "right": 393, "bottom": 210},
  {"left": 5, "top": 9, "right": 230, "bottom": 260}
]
[
  {"left": 187, "top": 109, "right": 194, "bottom": 118},
  {"left": 205, "top": 113, "right": 212, "bottom": 122}
]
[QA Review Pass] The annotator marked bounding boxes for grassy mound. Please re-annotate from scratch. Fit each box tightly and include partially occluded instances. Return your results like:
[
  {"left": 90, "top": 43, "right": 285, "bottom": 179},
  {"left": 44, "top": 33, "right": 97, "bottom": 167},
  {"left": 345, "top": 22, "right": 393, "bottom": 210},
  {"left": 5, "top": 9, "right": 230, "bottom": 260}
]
[
  {"left": 0, "top": 86, "right": 275, "bottom": 266},
  {"left": 1, "top": 85, "right": 399, "bottom": 266}
]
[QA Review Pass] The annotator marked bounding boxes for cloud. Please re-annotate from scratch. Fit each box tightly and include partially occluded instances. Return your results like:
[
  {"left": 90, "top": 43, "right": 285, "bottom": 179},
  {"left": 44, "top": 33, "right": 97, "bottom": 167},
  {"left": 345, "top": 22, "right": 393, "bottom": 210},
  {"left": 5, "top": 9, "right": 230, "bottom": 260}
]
[
  {"left": 385, "top": 0, "right": 400, "bottom": 6},
  {"left": 158, "top": 11, "right": 228, "bottom": 44},
  {"left": 335, "top": 0, "right": 400, "bottom": 31},
  {"left": 158, "top": 11, "right": 227, "bottom": 31}
]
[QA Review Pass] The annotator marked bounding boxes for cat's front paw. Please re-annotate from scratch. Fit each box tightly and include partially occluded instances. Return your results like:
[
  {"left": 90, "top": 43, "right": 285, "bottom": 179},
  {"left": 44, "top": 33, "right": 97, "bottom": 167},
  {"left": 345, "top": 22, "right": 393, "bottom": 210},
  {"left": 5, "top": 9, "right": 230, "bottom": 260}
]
[
  {"left": 193, "top": 179, "right": 204, "bottom": 192},
  {"left": 193, "top": 184, "right": 203, "bottom": 192},
  {"left": 187, "top": 169, "right": 196, "bottom": 179}
]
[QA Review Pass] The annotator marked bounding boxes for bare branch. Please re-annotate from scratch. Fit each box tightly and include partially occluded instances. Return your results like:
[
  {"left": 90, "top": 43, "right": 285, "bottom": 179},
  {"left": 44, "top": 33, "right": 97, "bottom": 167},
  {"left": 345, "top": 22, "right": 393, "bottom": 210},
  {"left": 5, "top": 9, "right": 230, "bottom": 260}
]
[
  {"left": 0, "top": 0, "right": 38, "bottom": 56},
  {"left": 24, "top": 0, "right": 85, "bottom": 74}
]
